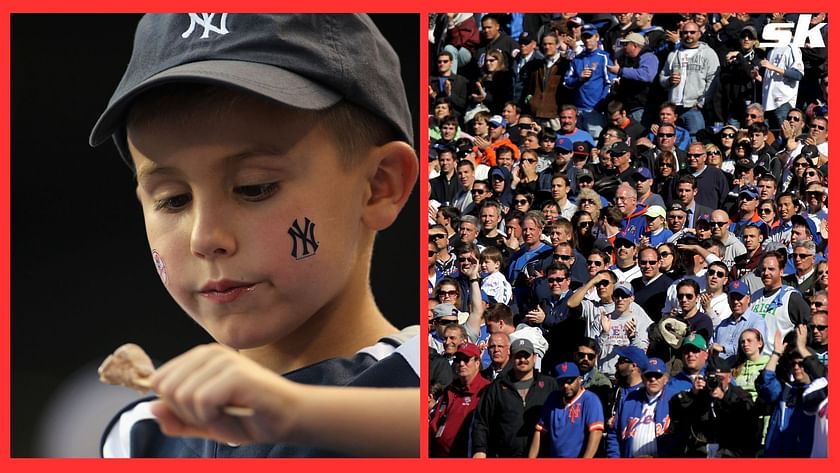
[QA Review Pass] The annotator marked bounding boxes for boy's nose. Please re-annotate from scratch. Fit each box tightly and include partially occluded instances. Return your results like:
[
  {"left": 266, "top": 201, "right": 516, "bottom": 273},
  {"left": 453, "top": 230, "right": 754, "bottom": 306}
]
[{"left": 190, "top": 204, "right": 237, "bottom": 259}]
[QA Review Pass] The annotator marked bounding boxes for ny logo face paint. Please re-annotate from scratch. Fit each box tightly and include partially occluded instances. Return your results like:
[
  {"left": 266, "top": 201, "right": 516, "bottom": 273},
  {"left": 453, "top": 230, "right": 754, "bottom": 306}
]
[
  {"left": 288, "top": 217, "right": 319, "bottom": 259},
  {"left": 152, "top": 249, "right": 168, "bottom": 285}
]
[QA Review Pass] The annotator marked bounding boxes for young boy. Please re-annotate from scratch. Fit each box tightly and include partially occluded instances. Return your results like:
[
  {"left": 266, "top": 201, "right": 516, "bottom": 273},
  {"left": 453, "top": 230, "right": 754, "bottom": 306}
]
[
  {"left": 89, "top": 14, "right": 419, "bottom": 458},
  {"left": 479, "top": 246, "right": 512, "bottom": 304}
]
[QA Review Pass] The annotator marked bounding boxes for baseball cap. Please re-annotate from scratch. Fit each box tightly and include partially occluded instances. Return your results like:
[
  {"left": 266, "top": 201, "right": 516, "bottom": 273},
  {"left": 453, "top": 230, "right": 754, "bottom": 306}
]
[
  {"left": 614, "top": 345, "right": 647, "bottom": 367},
  {"left": 735, "top": 158, "right": 756, "bottom": 170},
  {"left": 555, "top": 136, "right": 573, "bottom": 152},
  {"left": 581, "top": 24, "right": 598, "bottom": 37},
  {"left": 577, "top": 167, "right": 594, "bottom": 181},
  {"left": 517, "top": 31, "right": 535, "bottom": 45},
  {"left": 790, "top": 215, "right": 820, "bottom": 242},
  {"left": 707, "top": 354, "right": 732, "bottom": 373},
  {"left": 619, "top": 32, "right": 646, "bottom": 46},
  {"left": 609, "top": 141, "right": 631, "bottom": 155},
  {"left": 668, "top": 202, "right": 688, "bottom": 214},
  {"left": 90, "top": 14, "right": 414, "bottom": 162},
  {"left": 696, "top": 213, "right": 711, "bottom": 223},
  {"left": 644, "top": 205, "right": 666, "bottom": 220},
  {"left": 643, "top": 357, "right": 667, "bottom": 376},
  {"left": 572, "top": 141, "right": 592, "bottom": 157},
  {"left": 431, "top": 303, "right": 459, "bottom": 320},
  {"left": 614, "top": 235, "right": 635, "bottom": 248},
  {"left": 614, "top": 282, "right": 634, "bottom": 298},
  {"left": 455, "top": 342, "right": 480, "bottom": 359},
  {"left": 567, "top": 16, "right": 583, "bottom": 27},
  {"left": 740, "top": 25, "right": 758, "bottom": 39},
  {"left": 554, "top": 361, "right": 581, "bottom": 379},
  {"left": 633, "top": 167, "right": 653, "bottom": 180},
  {"left": 488, "top": 115, "right": 507, "bottom": 128},
  {"left": 727, "top": 280, "right": 750, "bottom": 297},
  {"left": 738, "top": 185, "right": 759, "bottom": 199},
  {"left": 510, "top": 338, "right": 535, "bottom": 356},
  {"left": 799, "top": 144, "right": 820, "bottom": 163},
  {"left": 682, "top": 333, "right": 708, "bottom": 351}
]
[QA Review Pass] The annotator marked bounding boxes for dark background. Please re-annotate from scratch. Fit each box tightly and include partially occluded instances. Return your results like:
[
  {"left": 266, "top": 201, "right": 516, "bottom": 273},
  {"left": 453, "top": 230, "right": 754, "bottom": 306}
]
[{"left": 10, "top": 14, "right": 420, "bottom": 457}]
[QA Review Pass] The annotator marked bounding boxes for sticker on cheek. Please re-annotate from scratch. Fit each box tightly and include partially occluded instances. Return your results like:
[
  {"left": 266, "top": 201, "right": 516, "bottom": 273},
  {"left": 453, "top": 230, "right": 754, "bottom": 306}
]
[
  {"left": 152, "top": 249, "right": 168, "bottom": 285},
  {"left": 288, "top": 217, "right": 319, "bottom": 259}
]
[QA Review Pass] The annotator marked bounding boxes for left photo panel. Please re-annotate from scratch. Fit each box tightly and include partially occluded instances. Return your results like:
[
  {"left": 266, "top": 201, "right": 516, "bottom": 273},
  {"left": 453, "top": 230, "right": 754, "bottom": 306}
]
[{"left": 11, "top": 13, "right": 420, "bottom": 458}]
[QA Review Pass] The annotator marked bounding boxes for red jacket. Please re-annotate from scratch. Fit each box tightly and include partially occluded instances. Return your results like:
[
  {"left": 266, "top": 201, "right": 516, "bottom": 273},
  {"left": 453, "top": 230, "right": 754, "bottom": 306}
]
[{"left": 429, "top": 373, "right": 491, "bottom": 457}]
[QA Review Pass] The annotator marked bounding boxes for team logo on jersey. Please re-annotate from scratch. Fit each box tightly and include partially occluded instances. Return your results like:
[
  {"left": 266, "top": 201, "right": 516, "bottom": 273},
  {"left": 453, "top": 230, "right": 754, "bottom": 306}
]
[
  {"left": 288, "top": 217, "right": 319, "bottom": 259},
  {"left": 182, "top": 13, "right": 230, "bottom": 39},
  {"left": 568, "top": 403, "right": 581, "bottom": 424}
]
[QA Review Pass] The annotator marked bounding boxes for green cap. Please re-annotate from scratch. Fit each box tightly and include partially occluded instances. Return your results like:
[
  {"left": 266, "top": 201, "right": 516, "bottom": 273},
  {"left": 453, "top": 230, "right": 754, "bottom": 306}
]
[{"left": 681, "top": 333, "right": 707, "bottom": 351}]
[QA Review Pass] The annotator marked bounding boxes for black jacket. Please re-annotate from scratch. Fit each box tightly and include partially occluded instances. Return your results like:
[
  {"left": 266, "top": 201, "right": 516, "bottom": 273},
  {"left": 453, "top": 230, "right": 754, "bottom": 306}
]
[{"left": 471, "top": 370, "right": 558, "bottom": 457}]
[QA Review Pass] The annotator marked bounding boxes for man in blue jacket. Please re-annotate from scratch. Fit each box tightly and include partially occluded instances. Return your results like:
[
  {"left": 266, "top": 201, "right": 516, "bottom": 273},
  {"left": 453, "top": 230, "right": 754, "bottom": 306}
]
[
  {"left": 564, "top": 25, "right": 615, "bottom": 139},
  {"left": 608, "top": 357, "right": 677, "bottom": 457}
]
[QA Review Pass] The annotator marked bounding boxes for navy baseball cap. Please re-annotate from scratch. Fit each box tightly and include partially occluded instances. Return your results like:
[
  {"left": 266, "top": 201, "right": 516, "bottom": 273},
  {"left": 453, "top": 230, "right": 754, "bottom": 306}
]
[
  {"left": 633, "top": 167, "right": 653, "bottom": 180},
  {"left": 581, "top": 24, "right": 598, "bottom": 37},
  {"left": 739, "top": 185, "right": 759, "bottom": 200},
  {"left": 614, "top": 345, "right": 647, "bottom": 367},
  {"left": 609, "top": 141, "right": 631, "bottom": 155},
  {"left": 90, "top": 14, "right": 413, "bottom": 161}
]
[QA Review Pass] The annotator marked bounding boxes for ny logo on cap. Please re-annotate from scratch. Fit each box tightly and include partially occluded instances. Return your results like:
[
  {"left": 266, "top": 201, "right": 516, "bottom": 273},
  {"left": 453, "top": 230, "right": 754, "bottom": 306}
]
[
  {"left": 561, "top": 362, "right": 569, "bottom": 373},
  {"left": 650, "top": 359, "right": 658, "bottom": 365},
  {"left": 182, "top": 13, "right": 230, "bottom": 39}
]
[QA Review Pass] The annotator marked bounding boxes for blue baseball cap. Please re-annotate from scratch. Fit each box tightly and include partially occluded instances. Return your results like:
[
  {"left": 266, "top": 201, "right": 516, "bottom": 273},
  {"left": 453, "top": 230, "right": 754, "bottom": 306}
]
[
  {"left": 614, "top": 282, "right": 634, "bottom": 298},
  {"left": 738, "top": 185, "right": 759, "bottom": 200},
  {"left": 727, "top": 280, "right": 750, "bottom": 297},
  {"left": 643, "top": 357, "right": 667, "bottom": 375},
  {"left": 554, "top": 361, "right": 581, "bottom": 379},
  {"left": 614, "top": 345, "right": 648, "bottom": 367},
  {"left": 633, "top": 167, "right": 653, "bottom": 180},
  {"left": 555, "top": 136, "right": 573, "bottom": 152},
  {"left": 488, "top": 115, "right": 506, "bottom": 128},
  {"left": 581, "top": 24, "right": 598, "bottom": 37}
]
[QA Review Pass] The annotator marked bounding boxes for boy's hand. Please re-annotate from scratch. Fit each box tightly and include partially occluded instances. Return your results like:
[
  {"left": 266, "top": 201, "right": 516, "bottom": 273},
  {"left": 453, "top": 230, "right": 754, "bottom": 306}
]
[{"left": 149, "top": 344, "right": 297, "bottom": 445}]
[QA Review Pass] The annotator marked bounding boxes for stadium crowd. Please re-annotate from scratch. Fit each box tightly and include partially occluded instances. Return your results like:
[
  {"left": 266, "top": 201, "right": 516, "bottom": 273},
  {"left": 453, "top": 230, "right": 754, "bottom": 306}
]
[{"left": 427, "top": 12, "right": 828, "bottom": 458}]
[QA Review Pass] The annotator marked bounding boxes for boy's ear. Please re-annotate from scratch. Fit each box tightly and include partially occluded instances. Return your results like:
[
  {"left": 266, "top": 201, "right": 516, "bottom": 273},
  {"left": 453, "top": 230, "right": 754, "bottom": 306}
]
[{"left": 361, "top": 142, "right": 418, "bottom": 231}]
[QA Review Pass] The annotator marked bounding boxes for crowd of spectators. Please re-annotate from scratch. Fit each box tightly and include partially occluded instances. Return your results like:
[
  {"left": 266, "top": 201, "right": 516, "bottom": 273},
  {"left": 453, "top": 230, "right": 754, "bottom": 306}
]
[{"left": 427, "top": 12, "right": 828, "bottom": 458}]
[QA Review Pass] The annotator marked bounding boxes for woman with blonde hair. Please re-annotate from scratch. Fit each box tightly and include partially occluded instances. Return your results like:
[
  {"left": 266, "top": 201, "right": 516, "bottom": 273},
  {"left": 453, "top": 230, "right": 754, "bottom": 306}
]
[{"left": 575, "top": 187, "right": 603, "bottom": 222}]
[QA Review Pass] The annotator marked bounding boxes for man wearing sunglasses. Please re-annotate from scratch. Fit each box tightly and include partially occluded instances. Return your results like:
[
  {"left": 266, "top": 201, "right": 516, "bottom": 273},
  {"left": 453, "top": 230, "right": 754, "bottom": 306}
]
[
  {"left": 783, "top": 240, "right": 819, "bottom": 294},
  {"left": 807, "top": 311, "right": 828, "bottom": 369},
  {"left": 708, "top": 209, "right": 746, "bottom": 268},
  {"left": 711, "top": 280, "right": 767, "bottom": 359},
  {"left": 632, "top": 246, "right": 673, "bottom": 324}
]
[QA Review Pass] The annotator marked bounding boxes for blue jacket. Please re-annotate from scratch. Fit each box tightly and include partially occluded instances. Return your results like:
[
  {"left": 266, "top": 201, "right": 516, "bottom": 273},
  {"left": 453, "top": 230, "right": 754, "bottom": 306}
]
[
  {"left": 618, "top": 203, "right": 649, "bottom": 244},
  {"left": 756, "top": 369, "right": 815, "bottom": 457},
  {"left": 564, "top": 48, "right": 615, "bottom": 111},
  {"left": 607, "top": 387, "right": 678, "bottom": 457}
]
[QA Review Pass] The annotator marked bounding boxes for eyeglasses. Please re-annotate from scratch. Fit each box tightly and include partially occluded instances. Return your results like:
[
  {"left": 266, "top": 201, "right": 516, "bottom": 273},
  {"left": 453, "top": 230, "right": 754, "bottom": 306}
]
[
  {"left": 811, "top": 300, "right": 826, "bottom": 308},
  {"left": 453, "top": 356, "right": 473, "bottom": 365},
  {"left": 677, "top": 293, "right": 695, "bottom": 300},
  {"left": 686, "top": 153, "right": 705, "bottom": 159},
  {"left": 759, "top": 208, "right": 774, "bottom": 214},
  {"left": 523, "top": 158, "right": 538, "bottom": 164},
  {"left": 578, "top": 221, "right": 594, "bottom": 227},
  {"left": 747, "top": 113, "right": 760, "bottom": 119},
  {"left": 707, "top": 270, "right": 727, "bottom": 278},
  {"left": 614, "top": 292, "right": 632, "bottom": 300},
  {"left": 429, "top": 234, "right": 446, "bottom": 241},
  {"left": 617, "top": 357, "right": 633, "bottom": 365},
  {"left": 791, "top": 253, "right": 813, "bottom": 259},
  {"left": 809, "top": 324, "right": 828, "bottom": 331},
  {"left": 658, "top": 251, "right": 672, "bottom": 258},
  {"left": 595, "top": 280, "right": 611, "bottom": 288},
  {"left": 794, "top": 162, "right": 810, "bottom": 168},
  {"left": 547, "top": 277, "right": 567, "bottom": 284},
  {"left": 681, "top": 30, "right": 699, "bottom": 35},
  {"left": 659, "top": 162, "right": 675, "bottom": 168},
  {"left": 786, "top": 115, "right": 802, "bottom": 122},
  {"left": 515, "top": 199, "right": 529, "bottom": 205},
  {"left": 805, "top": 191, "right": 823, "bottom": 199},
  {"left": 709, "top": 150, "right": 722, "bottom": 156},
  {"left": 470, "top": 189, "right": 486, "bottom": 195},
  {"left": 806, "top": 171, "right": 819, "bottom": 178},
  {"left": 657, "top": 132, "right": 675, "bottom": 138},
  {"left": 456, "top": 257, "right": 475, "bottom": 263},
  {"left": 437, "top": 290, "right": 458, "bottom": 297},
  {"left": 710, "top": 221, "right": 728, "bottom": 228},
  {"left": 553, "top": 254, "right": 573, "bottom": 261},
  {"left": 576, "top": 352, "right": 597, "bottom": 361},
  {"left": 810, "top": 124, "right": 827, "bottom": 131},
  {"left": 578, "top": 198, "right": 595, "bottom": 205},
  {"left": 437, "top": 59, "right": 450, "bottom": 64},
  {"left": 644, "top": 373, "right": 664, "bottom": 380},
  {"left": 616, "top": 241, "right": 636, "bottom": 249},
  {"left": 586, "top": 260, "right": 604, "bottom": 267},
  {"left": 639, "top": 259, "right": 658, "bottom": 266},
  {"left": 721, "top": 132, "right": 736, "bottom": 138},
  {"left": 428, "top": 250, "right": 437, "bottom": 257}
]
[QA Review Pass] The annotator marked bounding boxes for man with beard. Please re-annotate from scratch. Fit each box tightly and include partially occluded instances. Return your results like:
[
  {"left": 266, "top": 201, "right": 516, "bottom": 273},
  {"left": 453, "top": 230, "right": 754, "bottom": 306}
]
[
  {"left": 575, "top": 338, "right": 614, "bottom": 418},
  {"left": 529, "top": 361, "right": 604, "bottom": 457},
  {"left": 610, "top": 236, "right": 642, "bottom": 286},
  {"left": 429, "top": 342, "right": 491, "bottom": 457},
  {"left": 609, "top": 346, "right": 646, "bottom": 419},
  {"left": 472, "top": 339, "right": 558, "bottom": 458}
]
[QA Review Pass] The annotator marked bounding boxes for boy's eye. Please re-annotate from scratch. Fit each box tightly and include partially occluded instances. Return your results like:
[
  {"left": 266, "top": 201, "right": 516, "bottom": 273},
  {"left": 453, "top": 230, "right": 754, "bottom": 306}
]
[
  {"left": 234, "top": 182, "right": 279, "bottom": 201},
  {"left": 154, "top": 194, "right": 192, "bottom": 211}
]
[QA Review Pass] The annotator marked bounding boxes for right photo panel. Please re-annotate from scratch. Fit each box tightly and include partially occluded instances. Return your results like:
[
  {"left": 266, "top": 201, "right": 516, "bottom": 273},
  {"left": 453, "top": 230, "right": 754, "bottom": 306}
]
[{"left": 426, "top": 12, "right": 828, "bottom": 458}]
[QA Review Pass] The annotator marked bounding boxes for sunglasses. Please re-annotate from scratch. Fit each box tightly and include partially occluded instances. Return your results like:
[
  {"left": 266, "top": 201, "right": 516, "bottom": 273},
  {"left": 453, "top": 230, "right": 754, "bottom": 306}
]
[
  {"left": 740, "top": 34, "right": 756, "bottom": 40},
  {"left": 657, "top": 132, "right": 675, "bottom": 138},
  {"left": 807, "top": 191, "right": 824, "bottom": 198},
  {"left": 811, "top": 300, "right": 826, "bottom": 308},
  {"left": 609, "top": 151, "right": 627, "bottom": 158},
  {"left": 806, "top": 171, "right": 819, "bottom": 178},
  {"left": 644, "top": 373, "right": 664, "bottom": 380},
  {"left": 453, "top": 356, "right": 473, "bottom": 364},
  {"left": 658, "top": 251, "right": 672, "bottom": 257},
  {"left": 470, "top": 189, "right": 486, "bottom": 195},
  {"left": 710, "top": 221, "right": 728, "bottom": 227},
  {"left": 708, "top": 150, "right": 722, "bottom": 156},
  {"left": 747, "top": 113, "right": 760, "bottom": 119},
  {"left": 707, "top": 270, "right": 727, "bottom": 278},
  {"left": 659, "top": 162, "right": 675, "bottom": 168},
  {"left": 553, "top": 254, "right": 573, "bottom": 261},
  {"left": 794, "top": 162, "right": 810, "bottom": 168},
  {"left": 430, "top": 233, "right": 447, "bottom": 241},
  {"left": 677, "top": 293, "right": 695, "bottom": 300},
  {"left": 759, "top": 208, "right": 774, "bottom": 214},
  {"left": 721, "top": 132, "right": 736, "bottom": 138},
  {"left": 578, "top": 221, "right": 594, "bottom": 227},
  {"left": 437, "top": 290, "right": 458, "bottom": 297},
  {"left": 639, "top": 259, "right": 658, "bottom": 266},
  {"left": 515, "top": 199, "right": 529, "bottom": 205},
  {"left": 681, "top": 30, "right": 699, "bottom": 35},
  {"left": 811, "top": 124, "right": 827, "bottom": 131},
  {"left": 791, "top": 253, "right": 813, "bottom": 259},
  {"left": 578, "top": 198, "right": 595, "bottom": 205},
  {"left": 547, "top": 277, "right": 567, "bottom": 284},
  {"left": 433, "top": 318, "right": 458, "bottom": 325},
  {"left": 457, "top": 257, "right": 475, "bottom": 263},
  {"left": 595, "top": 280, "right": 611, "bottom": 288},
  {"left": 614, "top": 292, "right": 632, "bottom": 300},
  {"left": 809, "top": 324, "right": 828, "bottom": 331},
  {"left": 616, "top": 241, "right": 636, "bottom": 249},
  {"left": 586, "top": 260, "right": 604, "bottom": 267},
  {"left": 786, "top": 115, "right": 802, "bottom": 122},
  {"left": 576, "top": 352, "right": 597, "bottom": 361},
  {"left": 686, "top": 153, "right": 705, "bottom": 159},
  {"left": 523, "top": 158, "right": 538, "bottom": 163},
  {"left": 428, "top": 250, "right": 437, "bottom": 257}
]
